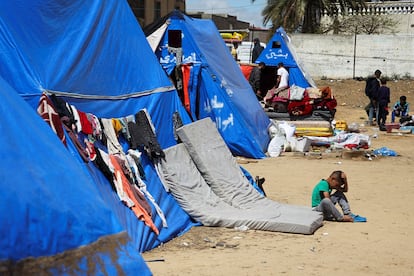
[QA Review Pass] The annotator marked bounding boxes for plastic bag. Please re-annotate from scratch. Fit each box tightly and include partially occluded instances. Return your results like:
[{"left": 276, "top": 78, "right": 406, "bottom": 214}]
[{"left": 373, "top": 147, "right": 397, "bottom": 156}]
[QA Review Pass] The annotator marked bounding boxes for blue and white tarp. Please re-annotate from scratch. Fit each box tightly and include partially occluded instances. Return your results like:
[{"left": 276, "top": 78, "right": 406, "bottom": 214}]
[
  {"left": 0, "top": 0, "right": 199, "bottom": 274},
  {"left": 146, "top": 11, "right": 271, "bottom": 159},
  {"left": 256, "top": 27, "right": 316, "bottom": 89}
]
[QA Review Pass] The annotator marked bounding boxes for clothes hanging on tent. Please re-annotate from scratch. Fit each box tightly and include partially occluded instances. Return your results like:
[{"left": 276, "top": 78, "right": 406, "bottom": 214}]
[
  {"left": 88, "top": 113, "right": 103, "bottom": 140},
  {"left": 37, "top": 93, "right": 66, "bottom": 146},
  {"left": 101, "top": 118, "right": 125, "bottom": 155},
  {"left": 37, "top": 94, "right": 170, "bottom": 235},
  {"left": 110, "top": 154, "right": 159, "bottom": 235},
  {"left": 61, "top": 116, "right": 90, "bottom": 162},
  {"left": 112, "top": 155, "right": 152, "bottom": 216},
  {"left": 78, "top": 110, "right": 93, "bottom": 135},
  {"left": 120, "top": 115, "right": 135, "bottom": 141},
  {"left": 94, "top": 147, "right": 116, "bottom": 191},
  {"left": 127, "top": 150, "right": 168, "bottom": 228},
  {"left": 129, "top": 109, "right": 165, "bottom": 160},
  {"left": 71, "top": 104, "right": 82, "bottom": 133},
  {"left": 181, "top": 64, "right": 191, "bottom": 114},
  {"left": 50, "top": 94, "right": 76, "bottom": 125}
]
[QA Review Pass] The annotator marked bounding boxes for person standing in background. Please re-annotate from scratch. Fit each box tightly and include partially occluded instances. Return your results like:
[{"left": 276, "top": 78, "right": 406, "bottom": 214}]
[
  {"left": 249, "top": 62, "right": 266, "bottom": 100},
  {"left": 275, "top": 62, "right": 289, "bottom": 90},
  {"left": 251, "top": 38, "right": 264, "bottom": 63},
  {"left": 376, "top": 78, "right": 390, "bottom": 130},
  {"left": 263, "top": 62, "right": 289, "bottom": 105},
  {"left": 364, "top": 70, "right": 382, "bottom": 126}
]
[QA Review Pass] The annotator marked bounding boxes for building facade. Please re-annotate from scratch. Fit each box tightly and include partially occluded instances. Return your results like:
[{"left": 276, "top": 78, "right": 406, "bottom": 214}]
[
  {"left": 127, "top": 0, "right": 185, "bottom": 27},
  {"left": 321, "top": 1, "right": 414, "bottom": 34},
  {"left": 188, "top": 12, "right": 270, "bottom": 43}
]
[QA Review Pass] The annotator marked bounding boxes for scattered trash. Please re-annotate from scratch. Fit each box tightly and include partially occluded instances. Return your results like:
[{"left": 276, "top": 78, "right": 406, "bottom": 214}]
[
  {"left": 373, "top": 147, "right": 397, "bottom": 156},
  {"left": 364, "top": 153, "right": 373, "bottom": 161},
  {"left": 146, "top": 259, "right": 165, "bottom": 263},
  {"left": 322, "top": 232, "right": 329, "bottom": 236},
  {"left": 203, "top": 237, "right": 212, "bottom": 243},
  {"left": 234, "top": 225, "right": 249, "bottom": 231},
  {"left": 215, "top": 241, "right": 226, "bottom": 247},
  {"left": 211, "top": 241, "right": 239, "bottom": 249}
]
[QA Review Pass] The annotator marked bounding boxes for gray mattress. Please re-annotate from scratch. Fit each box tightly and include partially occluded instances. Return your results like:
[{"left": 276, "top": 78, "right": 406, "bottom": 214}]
[
  {"left": 171, "top": 118, "right": 323, "bottom": 234},
  {"left": 161, "top": 144, "right": 322, "bottom": 233}
]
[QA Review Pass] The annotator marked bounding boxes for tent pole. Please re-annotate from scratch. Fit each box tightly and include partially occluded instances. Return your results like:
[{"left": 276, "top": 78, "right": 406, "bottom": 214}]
[{"left": 353, "top": 27, "right": 357, "bottom": 79}]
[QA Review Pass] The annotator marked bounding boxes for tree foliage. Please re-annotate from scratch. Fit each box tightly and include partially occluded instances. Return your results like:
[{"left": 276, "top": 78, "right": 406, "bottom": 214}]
[
  {"left": 251, "top": 0, "right": 366, "bottom": 33},
  {"left": 319, "top": 14, "right": 399, "bottom": 34}
]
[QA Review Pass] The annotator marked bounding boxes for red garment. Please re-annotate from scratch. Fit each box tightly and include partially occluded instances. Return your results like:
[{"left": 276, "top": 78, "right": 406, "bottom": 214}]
[
  {"left": 78, "top": 110, "right": 93, "bottom": 135},
  {"left": 61, "top": 116, "right": 89, "bottom": 162},
  {"left": 37, "top": 93, "right": 66, "bottom": 146},
  {"left": 240, "top": 64, "right": 254, "bottom": 81},
  {"left": 181, "top": 64, "right": 191, "bottom": 114},
  {"left": 110, "top": 155, "right": 159, "bottom": 235},
  {"left": 288, "top": 97, "right": 314, "bottom": 116}
]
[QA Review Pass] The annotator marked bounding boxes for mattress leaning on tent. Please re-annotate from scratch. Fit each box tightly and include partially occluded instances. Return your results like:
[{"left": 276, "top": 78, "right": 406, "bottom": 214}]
[{"left": 160, "top": 118, "right": 323, "bottom": 234}]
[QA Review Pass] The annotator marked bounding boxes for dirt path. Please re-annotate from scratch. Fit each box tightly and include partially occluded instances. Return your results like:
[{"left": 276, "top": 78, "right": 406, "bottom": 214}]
[{"left": 143, "top": 80, "right": 414, "bottom": 276}]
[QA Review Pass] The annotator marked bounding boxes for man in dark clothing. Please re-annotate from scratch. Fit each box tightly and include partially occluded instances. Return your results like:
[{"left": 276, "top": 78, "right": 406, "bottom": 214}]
[
  {"left": 249, "top": 62, "right": 265, "bottom": 100},
  {"left": 252, "top": 38, "right": 264, "bottom": 63},
  {"left": 365, "top": 69, "right": 381, "bottom": 125},
  {"left": 376, "top": 78, "right": 390, "bottom": 129}
]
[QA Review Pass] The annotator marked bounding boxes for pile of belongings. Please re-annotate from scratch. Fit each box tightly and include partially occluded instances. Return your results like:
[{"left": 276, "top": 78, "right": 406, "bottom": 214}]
[{"left": 265, "top": 85, "right": 337, "bottom": 121}]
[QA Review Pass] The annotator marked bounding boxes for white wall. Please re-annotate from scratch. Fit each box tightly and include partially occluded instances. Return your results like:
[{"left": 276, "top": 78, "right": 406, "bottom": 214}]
[{"left": 290, "top": 33, "right": 414, "bottom": 79}]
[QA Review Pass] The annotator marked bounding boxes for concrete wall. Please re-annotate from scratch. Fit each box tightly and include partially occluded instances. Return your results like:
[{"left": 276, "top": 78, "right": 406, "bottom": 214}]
[{"left": 290, "top": 33, "right": 414, "bottom": 79}]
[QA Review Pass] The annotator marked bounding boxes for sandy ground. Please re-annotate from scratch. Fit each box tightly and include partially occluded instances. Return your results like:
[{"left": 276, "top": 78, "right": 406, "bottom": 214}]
[{"left": 142, "top": 79, "right": 414, "bottom": 276}]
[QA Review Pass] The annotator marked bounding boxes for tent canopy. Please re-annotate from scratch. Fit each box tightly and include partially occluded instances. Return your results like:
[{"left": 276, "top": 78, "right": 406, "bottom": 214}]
[
  {"left": 0, "top": 0, "right": 197, "bottom": 273},
  {"left": 256, "top": 27, "right": 316, "bottom": 89},
  {"left": 145, "top": 11, "right": 271, "bottom": 159},
  {"left": 0, "top": 76, "right": 151, "bottom": 274}
]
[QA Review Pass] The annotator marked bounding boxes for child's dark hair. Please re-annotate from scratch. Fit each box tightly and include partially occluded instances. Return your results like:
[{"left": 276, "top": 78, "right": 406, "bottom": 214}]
[
  {"left": 400, "top": 95, "right": 407, "bottom": 101},
  {"left": 380, "top": 78, "right": 387, "bottom": 85},
  {"left": 330, "top": 171, "right": 344, "bottom": 184}
]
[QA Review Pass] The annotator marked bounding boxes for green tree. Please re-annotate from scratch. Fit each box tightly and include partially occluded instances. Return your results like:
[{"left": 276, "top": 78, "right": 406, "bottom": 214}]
[
  {"left": 320, "top": 14, "right": 398, "bottom": 34},
  {"left": 252, "top": 0, "right": 366, "bottom": 33}
]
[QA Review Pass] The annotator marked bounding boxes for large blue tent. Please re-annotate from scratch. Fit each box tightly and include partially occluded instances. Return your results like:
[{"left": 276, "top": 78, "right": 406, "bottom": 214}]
[
  {"left": 0, "top": 0, "right": 198, "bottom": 274},
  {"left": 0, "top": 76, "right": 151, "bottom": 275},
  {"left": 256, "top": 27, "right": 316, "bottom": 89},
  {"left": 145, "top": 11, "right": 271, "bottom": 159}
]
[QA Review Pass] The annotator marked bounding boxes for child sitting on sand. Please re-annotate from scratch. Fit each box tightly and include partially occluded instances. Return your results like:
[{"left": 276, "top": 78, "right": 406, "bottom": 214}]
[
  {"left": 311, "top": 170, "right": 366, "bottom": 222},
  {"left": 391, "top": 95, "right": 410, "bottom": 123}
]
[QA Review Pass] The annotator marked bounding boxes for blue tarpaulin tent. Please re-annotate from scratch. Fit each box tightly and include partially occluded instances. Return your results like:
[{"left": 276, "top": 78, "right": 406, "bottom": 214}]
[
  {"left": 145, "top": 11, "right": 271, "bottom": 159},
  {"left": 0, "top": 0, "right": 197, "bottom": 274},
  {"left": 0, "top": 77, "right": 151, "bottom": 275},
  {"left": 256, "top": 27, "right": 316, "bottom": 89}
]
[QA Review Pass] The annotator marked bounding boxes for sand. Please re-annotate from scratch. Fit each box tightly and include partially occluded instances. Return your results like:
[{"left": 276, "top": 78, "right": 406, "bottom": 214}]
[{"left": 142, "top": 79, "right": 414, "bottom": 276}]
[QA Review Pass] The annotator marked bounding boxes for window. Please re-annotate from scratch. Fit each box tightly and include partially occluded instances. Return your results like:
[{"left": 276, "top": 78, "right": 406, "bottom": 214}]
[
  {"left": 154, "top": 1, "right": 161, "bottom": 19},
  {"left": 127, "top": 0, "right": 145, "bottom": 18}
]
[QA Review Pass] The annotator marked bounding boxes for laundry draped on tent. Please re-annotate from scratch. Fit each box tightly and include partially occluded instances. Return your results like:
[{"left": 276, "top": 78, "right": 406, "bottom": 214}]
[
  {"left": 0, "top": 77, "right": 151, "bottom": 275},
  {"left": 0, "top": 0, "right": 197, "bottom": 273},
  {"left": 145, "top": 11, "right": 271, "bottom": 159}
]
